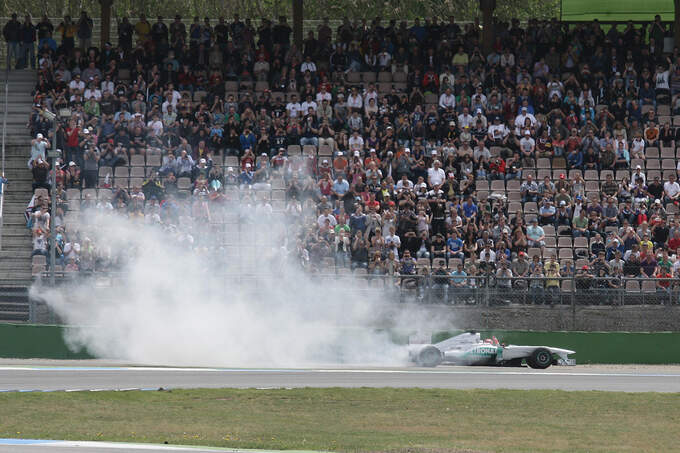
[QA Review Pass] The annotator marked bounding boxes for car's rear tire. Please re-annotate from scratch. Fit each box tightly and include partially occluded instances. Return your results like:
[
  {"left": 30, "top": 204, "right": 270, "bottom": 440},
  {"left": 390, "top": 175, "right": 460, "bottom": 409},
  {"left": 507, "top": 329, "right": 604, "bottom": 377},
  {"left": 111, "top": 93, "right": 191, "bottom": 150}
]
[
  {"left": 527, "top": 348, "right": 553, "bottom": 369},
  {"left": 416, "top": 345, "right": 443, "bottom": 367}
]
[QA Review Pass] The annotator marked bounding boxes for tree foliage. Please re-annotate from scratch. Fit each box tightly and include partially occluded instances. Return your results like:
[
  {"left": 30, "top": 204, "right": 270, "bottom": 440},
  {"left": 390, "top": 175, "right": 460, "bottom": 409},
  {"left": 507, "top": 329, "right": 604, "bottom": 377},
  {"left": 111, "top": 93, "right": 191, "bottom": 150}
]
[{"left": 1, "top": 0, "right": 559, "bottom": 22}]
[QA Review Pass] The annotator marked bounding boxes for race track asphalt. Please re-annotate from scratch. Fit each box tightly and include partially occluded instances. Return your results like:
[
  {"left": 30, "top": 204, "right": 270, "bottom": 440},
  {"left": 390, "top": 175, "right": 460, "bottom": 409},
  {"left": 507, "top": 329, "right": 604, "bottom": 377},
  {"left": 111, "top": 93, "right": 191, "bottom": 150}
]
[{"left": 0, "top": 362, "right": 678, "bottom": 392}]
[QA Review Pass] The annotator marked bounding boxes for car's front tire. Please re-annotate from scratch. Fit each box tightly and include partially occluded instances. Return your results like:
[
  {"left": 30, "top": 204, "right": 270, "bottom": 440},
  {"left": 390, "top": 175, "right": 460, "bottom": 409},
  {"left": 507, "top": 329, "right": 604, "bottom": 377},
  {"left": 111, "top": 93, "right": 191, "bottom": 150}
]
[{"left": 527, "top": 348, "right": 553, "bottom": 369}]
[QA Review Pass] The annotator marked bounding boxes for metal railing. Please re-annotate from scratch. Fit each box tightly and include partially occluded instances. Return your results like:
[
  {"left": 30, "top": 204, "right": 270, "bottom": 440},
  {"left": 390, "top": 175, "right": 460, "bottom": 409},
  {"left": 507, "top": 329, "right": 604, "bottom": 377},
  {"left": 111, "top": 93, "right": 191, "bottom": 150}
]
[
  {"left": 0, "top": 65, "right": 8, "bottom": 251},
  {"left": 32, "top": 271, "right": 680, "bottom": 307}
]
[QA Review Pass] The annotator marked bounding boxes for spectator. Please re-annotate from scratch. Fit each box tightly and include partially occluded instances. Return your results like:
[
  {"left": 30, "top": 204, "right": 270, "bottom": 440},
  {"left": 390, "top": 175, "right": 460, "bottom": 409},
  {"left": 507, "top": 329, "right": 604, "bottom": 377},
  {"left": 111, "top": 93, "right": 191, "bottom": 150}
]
[
  {"left": 18, "top": 12, "right": 680, "bottom": 302},
  {"left": 20, "top": 14, "right": 36, "bottom": 70},
  {"left": 3, "top": 13, "right": 21, "bottom": 69},
  {"left": 527, "top": 218, "right": 546, "bottom": 249},
  {"left": 55, "top": 15, "right": 77, "bottom": 52},
  {"left": 76, "top": 11, "right": 93, "bottom": 50}
]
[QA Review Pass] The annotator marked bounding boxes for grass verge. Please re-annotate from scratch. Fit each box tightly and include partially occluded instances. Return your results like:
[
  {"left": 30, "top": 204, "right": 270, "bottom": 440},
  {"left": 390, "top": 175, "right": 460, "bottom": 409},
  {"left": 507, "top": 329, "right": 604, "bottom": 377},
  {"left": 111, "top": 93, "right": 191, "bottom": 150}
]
[{"left": 1, "top": 388, "right": 678, "bottom": 452}]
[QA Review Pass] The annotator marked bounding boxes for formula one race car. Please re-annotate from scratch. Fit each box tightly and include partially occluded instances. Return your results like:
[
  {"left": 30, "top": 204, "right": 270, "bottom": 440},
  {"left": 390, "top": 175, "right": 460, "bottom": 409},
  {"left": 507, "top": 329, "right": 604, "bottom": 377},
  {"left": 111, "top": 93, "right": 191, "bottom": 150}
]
[{"left": 408, "top": 332, "right": 575, "bottom": 369}]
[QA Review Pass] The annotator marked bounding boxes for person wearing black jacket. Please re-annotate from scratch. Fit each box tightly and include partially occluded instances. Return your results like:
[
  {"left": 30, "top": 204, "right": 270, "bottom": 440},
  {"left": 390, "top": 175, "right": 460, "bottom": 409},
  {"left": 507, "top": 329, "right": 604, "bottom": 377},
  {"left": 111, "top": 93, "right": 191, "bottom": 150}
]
[
  {"left": 20, "top": 15, "right": 36, "bottom": 69},
  {"left": 3, "top": 13, "right": 21, "bottom": 70},
  {"left": 31, "top": 159, "right": 50, "bottom": 192}
]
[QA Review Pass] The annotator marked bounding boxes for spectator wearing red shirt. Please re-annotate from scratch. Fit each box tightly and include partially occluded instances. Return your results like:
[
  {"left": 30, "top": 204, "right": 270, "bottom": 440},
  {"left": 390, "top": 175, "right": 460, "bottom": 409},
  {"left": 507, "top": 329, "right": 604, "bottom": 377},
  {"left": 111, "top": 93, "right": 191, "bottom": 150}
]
[
  {"left": 318, "top": 173, "right": 332, "bottom": 198},
  {"left": 318, "top": 159, "right": 332, "bottom": 178},
  {"left": 656, "top": 266, "right": 673, "bottom": 290},
  {"left": 489, "top": 156, "right": 505, "bottom": 180},
  {"left": 333, "top": 151, "right": 348, "bottom": 176},
  {"left": 668, "top": 230, "right": 680, "bottom": 252},
  {"left": 64, "top": 120, "right": 80, "bottom": 165}
]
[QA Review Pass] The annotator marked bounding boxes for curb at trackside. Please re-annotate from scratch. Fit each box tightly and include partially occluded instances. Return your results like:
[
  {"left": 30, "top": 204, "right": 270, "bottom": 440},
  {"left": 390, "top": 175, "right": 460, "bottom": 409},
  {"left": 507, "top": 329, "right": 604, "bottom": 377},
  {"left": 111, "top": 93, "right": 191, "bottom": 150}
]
[{"left": 0, "top": 439, "right": 328, "bottom": 452}]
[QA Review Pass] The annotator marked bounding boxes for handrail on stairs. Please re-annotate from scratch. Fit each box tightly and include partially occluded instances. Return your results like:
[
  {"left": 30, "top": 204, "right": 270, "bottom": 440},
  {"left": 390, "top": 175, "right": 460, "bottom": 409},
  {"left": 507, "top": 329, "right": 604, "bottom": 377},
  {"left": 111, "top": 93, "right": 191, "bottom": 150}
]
[{"left": 0, "top": 65, "right": 8, "bottom": 251}]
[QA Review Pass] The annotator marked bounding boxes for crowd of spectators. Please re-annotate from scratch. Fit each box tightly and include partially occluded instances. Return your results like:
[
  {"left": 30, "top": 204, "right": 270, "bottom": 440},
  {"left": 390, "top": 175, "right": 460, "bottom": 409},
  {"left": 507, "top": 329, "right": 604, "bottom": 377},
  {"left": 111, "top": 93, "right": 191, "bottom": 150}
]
[{"left": 13, "top": 12, "right": 680, "bottom": 302}]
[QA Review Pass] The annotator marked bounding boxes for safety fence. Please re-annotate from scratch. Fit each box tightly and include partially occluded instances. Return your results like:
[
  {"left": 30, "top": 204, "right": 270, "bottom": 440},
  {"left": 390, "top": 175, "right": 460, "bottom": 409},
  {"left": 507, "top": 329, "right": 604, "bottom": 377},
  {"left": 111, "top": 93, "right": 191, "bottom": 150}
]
[
  {"left": 32, "top": 272, "right": 680, "bottom": 307},
  {"left": 1, "top": 322, "right": 678, "bottom": 364}
]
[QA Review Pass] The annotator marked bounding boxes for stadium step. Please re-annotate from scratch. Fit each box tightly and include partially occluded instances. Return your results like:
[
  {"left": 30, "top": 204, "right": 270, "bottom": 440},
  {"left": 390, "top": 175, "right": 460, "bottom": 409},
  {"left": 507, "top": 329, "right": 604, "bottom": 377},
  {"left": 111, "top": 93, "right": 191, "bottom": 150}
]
[
  {"left": 0, "top": 310, "right": 29, "bottom": 322},
  {"left": 0, "top": 70, "right": 36, "bottom": 284},
  {"left": 0, "top": 285, "right": 30, "bottom": 322}
]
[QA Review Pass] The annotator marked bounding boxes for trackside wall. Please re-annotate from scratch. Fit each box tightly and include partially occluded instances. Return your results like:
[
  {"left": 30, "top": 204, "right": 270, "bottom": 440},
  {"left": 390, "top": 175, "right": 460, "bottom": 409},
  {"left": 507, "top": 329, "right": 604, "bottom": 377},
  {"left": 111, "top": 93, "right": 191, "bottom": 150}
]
[
  {"left": 0, "top": 324, "right": 92, "bottom": 359},
  {"left": 0, "top": 323, "right": 678, "bottom": 364}
]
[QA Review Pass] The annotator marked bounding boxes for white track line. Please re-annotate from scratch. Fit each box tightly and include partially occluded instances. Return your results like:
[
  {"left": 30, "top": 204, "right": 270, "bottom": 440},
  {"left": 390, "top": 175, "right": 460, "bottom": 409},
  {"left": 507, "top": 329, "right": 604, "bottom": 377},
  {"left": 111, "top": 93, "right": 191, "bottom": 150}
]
[{"left": 0, "top": 365, "right": 678, "bottom": 378}]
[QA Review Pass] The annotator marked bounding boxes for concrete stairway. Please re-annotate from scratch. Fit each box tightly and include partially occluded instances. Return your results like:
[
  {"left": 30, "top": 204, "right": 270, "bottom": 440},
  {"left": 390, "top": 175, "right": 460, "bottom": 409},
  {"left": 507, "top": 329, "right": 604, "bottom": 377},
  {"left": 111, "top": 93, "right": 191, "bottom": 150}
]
[{"left": 0, "top": 69, "right": 36, "bottom": 321}]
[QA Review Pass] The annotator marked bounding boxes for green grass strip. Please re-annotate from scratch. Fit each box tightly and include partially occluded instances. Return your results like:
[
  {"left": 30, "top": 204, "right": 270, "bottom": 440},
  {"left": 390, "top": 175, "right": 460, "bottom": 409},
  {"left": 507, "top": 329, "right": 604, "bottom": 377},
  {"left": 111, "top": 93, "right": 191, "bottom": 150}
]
[{"left": 1, "top": 388, "right": 678, "bottom": 452}]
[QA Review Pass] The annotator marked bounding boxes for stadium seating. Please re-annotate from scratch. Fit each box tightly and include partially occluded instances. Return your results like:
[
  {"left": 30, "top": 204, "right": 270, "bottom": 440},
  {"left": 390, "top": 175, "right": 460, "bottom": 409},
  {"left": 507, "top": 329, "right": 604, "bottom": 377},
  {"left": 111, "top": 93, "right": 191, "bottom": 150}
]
[{"left": 18, "top": 13, "right": 680, "bottom": 300}]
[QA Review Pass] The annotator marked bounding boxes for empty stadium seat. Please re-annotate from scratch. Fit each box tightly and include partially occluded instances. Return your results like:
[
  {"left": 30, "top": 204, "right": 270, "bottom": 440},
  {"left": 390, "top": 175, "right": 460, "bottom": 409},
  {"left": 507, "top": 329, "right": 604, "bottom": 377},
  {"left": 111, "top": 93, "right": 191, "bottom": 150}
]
[{"left": 130, "top": 155, "right": 145, "bottom": 166}]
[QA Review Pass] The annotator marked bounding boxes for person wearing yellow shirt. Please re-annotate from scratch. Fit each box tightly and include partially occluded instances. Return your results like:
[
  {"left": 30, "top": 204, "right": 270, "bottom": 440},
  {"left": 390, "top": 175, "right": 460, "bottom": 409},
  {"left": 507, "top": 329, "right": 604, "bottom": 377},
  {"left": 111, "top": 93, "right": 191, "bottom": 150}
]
[
  {"left": 544, "top": 254, "right": 560, "bottom": 306},
  {"left": 640, "top": 236, "right": 654, "bottom": 253},
  {"left": 135, "top": 14, "right": 151, "bottom": 44},
  {"left": 451, "top": 46, "right": 469, "bottom": 68},
  {"left": 56, "top": 16, "right": 77, "bottom": 51}
]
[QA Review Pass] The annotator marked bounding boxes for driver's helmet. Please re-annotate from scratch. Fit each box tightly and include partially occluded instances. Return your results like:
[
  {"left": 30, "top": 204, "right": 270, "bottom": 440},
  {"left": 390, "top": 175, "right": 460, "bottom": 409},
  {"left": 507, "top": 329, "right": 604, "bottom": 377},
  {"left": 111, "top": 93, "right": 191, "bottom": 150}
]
[{"left": 483, "top": 339, "right": 493, "bottom": 344}]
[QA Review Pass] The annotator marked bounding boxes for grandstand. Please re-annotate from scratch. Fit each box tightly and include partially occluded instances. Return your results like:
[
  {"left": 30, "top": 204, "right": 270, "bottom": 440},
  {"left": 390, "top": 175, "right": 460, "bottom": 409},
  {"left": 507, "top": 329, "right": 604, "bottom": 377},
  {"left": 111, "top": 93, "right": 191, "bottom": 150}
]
[{"left": 3, "top": 12, "right": 680, "bottom": 316}]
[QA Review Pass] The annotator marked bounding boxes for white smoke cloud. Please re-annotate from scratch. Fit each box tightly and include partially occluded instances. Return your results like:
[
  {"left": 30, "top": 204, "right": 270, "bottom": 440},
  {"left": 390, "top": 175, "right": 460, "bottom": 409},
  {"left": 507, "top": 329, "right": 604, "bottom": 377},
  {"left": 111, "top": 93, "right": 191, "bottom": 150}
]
[{"left": 30, "top": 204, "right": 451, "bottom": 367}]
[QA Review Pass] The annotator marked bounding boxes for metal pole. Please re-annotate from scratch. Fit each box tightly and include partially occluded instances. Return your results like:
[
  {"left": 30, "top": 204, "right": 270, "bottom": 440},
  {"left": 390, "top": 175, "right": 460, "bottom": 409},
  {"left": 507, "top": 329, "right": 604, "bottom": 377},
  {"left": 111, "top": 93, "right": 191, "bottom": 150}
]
[
  {"left": 49, "top": 124, "right": 57, "bottom": 287},
  {"left": 571, "top": 274, "right": 576, "bottom": 329},
  {"left": 2, "top": 68, "right": 6, "bottom": 178},
  {"left": 0, "top": 67, "right": 8, "bottom": 251}
]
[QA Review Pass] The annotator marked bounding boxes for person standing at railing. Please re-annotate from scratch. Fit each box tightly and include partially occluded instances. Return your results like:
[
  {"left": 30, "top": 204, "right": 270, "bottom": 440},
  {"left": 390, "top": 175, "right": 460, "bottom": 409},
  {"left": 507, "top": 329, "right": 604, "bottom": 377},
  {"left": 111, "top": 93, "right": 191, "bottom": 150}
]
[
  {"left": 135, "top": 14, "right": 152, "bottom": 47},
  {"left": 56, "top": 16, "right": 77, "bottom": 53},
  {"left": 36, "top": 15, "right": 53, "bottom": 48},
  {"left": 431, "top": 260, "right": 450, "bottom": 303},
  {"left": 117, "top": 17, "right": 134, "bottom": 53},
  {"left": 544, "top": 254, "right": 561, "bottom": 306},
  {"left": 3, "top": 13, "right": 21, "bottom": 70},
  {"left": 19, "top": 15, "right": 35, "bottom": 70},
  {"left": 76, "top": 11, "right": 93, "bottom": 51},
  {"left": 655, "top": 264, "right": 673, "bottom": 300},
  {"left": 528, "top": 266, "right": 544, "bottom": 305}
]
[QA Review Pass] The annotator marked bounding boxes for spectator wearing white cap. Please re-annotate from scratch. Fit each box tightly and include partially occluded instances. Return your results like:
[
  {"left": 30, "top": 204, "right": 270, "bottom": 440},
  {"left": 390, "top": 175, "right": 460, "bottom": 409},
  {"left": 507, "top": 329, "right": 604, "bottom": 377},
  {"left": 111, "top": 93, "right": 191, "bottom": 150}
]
[
  {"left": 630, "top": 133, "right": 645, "bottom": 159},
  {"left": 519, "top": 130, "right": 536, "bottom": 166},
  {"left": 631, "top": 165, "right": 646, "bottom": 186},
  {"left": 29, "top": 133, "right": 49, "bottom": 169},
  {"left": 239, "top": 162, "right": 254, "bottom": 188},
  {"left": 427, "top": 160, "right": 445, "bottom": 187},
  {"left": 514, "top": 106, "right": 537, "bottom": 129},
  {"left": 473, "top": 108, "right": 488, "bottom": 128}
]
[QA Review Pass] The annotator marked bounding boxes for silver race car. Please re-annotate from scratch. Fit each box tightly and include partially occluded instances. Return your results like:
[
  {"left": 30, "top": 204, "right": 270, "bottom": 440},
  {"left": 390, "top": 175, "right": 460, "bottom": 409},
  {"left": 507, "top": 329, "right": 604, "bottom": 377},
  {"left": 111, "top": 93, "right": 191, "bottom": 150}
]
[{"left": 408, "top": 332, "right": 576, "bottom": 369}]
